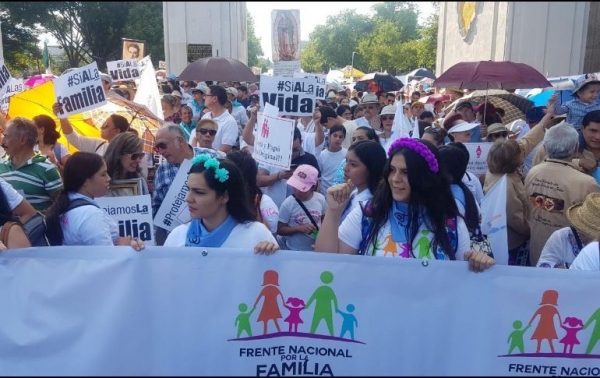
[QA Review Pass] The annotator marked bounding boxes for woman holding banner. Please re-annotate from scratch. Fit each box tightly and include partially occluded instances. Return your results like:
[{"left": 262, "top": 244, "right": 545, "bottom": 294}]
[
  {"left": 163, "top": 154, "right": 279, "bottom": 253},
  {"left": 314, "top": 138, "right": 494, "bottom": 272}
]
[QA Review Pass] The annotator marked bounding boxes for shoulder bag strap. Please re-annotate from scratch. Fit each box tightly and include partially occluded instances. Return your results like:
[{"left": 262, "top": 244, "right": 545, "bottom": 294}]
[
  {"left": 570, "top": 227, "right": 584, "bottom": 251},
  {"left": 95, "top": 141, "right": 107, "bottom": 153},
  {"left": 292, "top": 195, "right": 319, "bottom": 230}
]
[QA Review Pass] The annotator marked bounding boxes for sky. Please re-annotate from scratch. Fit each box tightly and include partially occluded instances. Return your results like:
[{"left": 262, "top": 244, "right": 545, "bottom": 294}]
[{"left": 247, "top": 1, "right": 436, "bottom": 60}]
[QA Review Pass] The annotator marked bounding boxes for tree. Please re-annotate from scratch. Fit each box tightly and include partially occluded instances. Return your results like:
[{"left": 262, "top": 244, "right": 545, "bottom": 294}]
[
  {"left": 247, "top": 13, "right": 263, "bottom": 68},
  {"left": 0, "top": 5, "right": 41, "bottom": 75},
  {"left": 413, "top": 3, "right": 439, "bottom": 71},
  {"left": 123, "top": 2, "right": 164, "bottom": 65},
  {"left": 371, "top": 2, "right": 419, "bottom": 43}
]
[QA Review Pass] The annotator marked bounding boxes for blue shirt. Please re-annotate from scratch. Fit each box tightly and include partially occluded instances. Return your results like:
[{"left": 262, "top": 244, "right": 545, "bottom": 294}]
[{"left": 555, "top": 99, "right": 600, "bottom": 130}]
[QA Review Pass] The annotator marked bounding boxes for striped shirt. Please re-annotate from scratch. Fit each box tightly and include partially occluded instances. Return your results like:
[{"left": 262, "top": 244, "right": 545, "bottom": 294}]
[
  {"left": 554, "top": 99, "right": 600, "bottom": 130},
  {"left": 0, "top": 153, "right": 63, "bottom": 210}
]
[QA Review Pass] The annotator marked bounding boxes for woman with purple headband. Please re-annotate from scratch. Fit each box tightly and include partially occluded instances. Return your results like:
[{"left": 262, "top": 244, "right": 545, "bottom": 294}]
[{"left": 314, "top": 138, "right": 495, "bottom": 272}]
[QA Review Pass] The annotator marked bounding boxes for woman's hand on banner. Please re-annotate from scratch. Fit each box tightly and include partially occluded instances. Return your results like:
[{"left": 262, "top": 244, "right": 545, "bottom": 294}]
[
  {"left": 254, "top": 241, "right": 279, "bottom": 255},
  {"left": 464, "top": 250, "right": 495, "bottom": 272}
]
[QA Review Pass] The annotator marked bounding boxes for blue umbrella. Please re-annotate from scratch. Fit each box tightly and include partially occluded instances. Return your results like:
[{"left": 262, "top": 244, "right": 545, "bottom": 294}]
[{"left": 530, "top": 89, "right": 600, "bottom": 107}]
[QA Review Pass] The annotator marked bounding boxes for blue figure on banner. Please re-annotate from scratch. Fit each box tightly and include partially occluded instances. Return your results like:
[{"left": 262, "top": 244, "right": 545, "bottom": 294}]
[{"left": 337, "top": 304, "right": 358, "bottom": 340}]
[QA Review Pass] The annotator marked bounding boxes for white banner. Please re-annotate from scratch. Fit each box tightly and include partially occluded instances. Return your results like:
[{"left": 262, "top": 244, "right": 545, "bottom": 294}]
[
  {"left": 0, "top": 247, "right": 599, "bottom": 375},
  {"left": 54, "top": 61, "right": 107, "bottom": 119},
  {"left": 259, "top": 75, "right": 321, "bottom": 117},
  {"left": 95, "top": 195, "right": 155, "bottom": 245},
  {"left": 0, "top": 77, "right": 23, "bottom": 112},
  {"left": 133, "top": 56, "right": 163, "bottom": 120},
  {"left": 464, "top": 142, "right": 493, "bottom": 175},
  {"left": 153, "top": 158, "right": 192, "bottom": 231},
  {"left": 0, "top": 59, "right": 13, "bottom": 98},
  {"left": 252, "top": 114, "right": 295, "bottom": 170},
  {"left": 481, "top": 174, "right": 509, "bottom": 265},
  {"left": 106, "top": 59, "right": 141, "bottom": 82}
]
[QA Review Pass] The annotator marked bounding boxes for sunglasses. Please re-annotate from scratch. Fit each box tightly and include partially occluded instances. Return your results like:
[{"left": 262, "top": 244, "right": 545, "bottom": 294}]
[
  {"left": 364, "top": 105, "right": 377, "bottom": 110},
  {"left": 491, "top": 132, "right": 508, "bottom": 138},
  {"left": 380, "top": 115, "right": 395, "bottom": 121},
  {"left": 197, "top": 128, "right": 217, "bottom": 136},
  {"left": 425, "top": 126, "right": 443, "bottom": 135},
  {"left": 153, "top": 137, "right": 179, "bottom": 152},
  {"left": 124, "top": 152, "right": 145, "bottom": 160}
]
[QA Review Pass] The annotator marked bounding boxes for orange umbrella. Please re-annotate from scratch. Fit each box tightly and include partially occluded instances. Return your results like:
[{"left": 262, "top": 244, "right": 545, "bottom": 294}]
[{"left": 8, "top": 81, "right": 100, "bottom": 154}]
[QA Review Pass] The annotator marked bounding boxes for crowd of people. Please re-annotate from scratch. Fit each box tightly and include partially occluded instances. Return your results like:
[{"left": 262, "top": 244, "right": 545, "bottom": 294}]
[{"left": 1, "top": 69, "right": 600, "bottom": 274}]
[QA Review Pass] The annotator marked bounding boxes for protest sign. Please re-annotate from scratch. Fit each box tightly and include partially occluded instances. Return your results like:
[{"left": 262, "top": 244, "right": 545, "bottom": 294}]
[
  {"left": 54, "top": 61, "right": 106, "bottom": 119},
  {"left": 106, "top": 59, "right": 140, "bottom": 82},
  {"left": 260, "top": 75, "right": 321, "bottom": 117},
  {"left": 0, "top": 78, "right": 23, "bottom": 113},
  {"left": 158, "top": 61, "right": 166, "bottom": 69},
  {"left": 464, "top": 142, "right": 493, "bottom": 175},
  {"left": 0, "top": 59, "right": 13, "bottom": 98},
  {"left": 252, "top": 113, "right": 295, "bottom": 170},
  {"left": 122, "top": 39, "right": 144, "bottom": 61},
  {"left": 293, "top": 72, "right": 326, "bottom": 102},
  {"left": 133, "top": 57, "right": 163, "bottom": 120},
  {"left": 95, "top": 195, "right": 154, "bottom": 245},
  {"left": 153, "top": 158, "right": 192, "bottom": 231},
  {"left": 0, "top": 246, "right": 599, "bottom": 375},
  {"left": 481, "top": 174, "right": 509, "bottom": 265}
]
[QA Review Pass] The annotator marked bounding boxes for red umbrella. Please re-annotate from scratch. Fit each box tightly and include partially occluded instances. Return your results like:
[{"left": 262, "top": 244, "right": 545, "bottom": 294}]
[{"left": 433, "top": 61, "right": 552, "bottom": 90}]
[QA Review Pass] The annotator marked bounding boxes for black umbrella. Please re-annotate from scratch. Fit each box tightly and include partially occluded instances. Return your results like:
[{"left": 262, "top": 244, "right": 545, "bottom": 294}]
[
  {"left": 354, "top": 73, "right": 404, "bottom": 92},
  {"left": 178, "top": 56, "right": 257, "bottom": 82},
  {"left": 407, "top": 67, "right": 437, "bottom": 80}
]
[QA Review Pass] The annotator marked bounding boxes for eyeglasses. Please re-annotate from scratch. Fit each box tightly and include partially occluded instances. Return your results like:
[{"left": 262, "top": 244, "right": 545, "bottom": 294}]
[
  {"left": 123, "top": 152, "right": 145, "bottom": 160},
  {"left": 153, "top": 137, "right": 179, "bottom": 152},
  {"left": 490, "top": 132, "right": 508, "bottom": 139},
  {"left": 197, "top": 128, "right": 217, "bottom": 136},
  {"left": 364, "top": 105, "right": 377, "bottom": 110},
  {"left": 380, "top": 115, "right": 395, "bottom": 121}
]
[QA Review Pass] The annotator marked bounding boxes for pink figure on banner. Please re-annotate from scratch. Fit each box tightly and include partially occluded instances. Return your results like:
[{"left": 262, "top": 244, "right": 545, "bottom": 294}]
[
  {"left": 261, "top": 118, "right": 270, "bottom": 138},
  {"left": 284, "top": 297, "right": 306, "bottom": 332},
  {"left": 476, "top": 145, "right": 482, "bottom": 158},
  {"left": 560, "top": 317, "right": 584, "bottom": 354}
]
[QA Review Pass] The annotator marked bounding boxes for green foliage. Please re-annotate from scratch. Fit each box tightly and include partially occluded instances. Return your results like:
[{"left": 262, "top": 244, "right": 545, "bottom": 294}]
[
  {"left": 123, "top": 2, "right": 164, "bottom": 65},
  {"left": 301, "top": 1, "right": 439, "bottom": 75},
  {"left": 247, "top": 13, "right": 263, "bottom": 68}
]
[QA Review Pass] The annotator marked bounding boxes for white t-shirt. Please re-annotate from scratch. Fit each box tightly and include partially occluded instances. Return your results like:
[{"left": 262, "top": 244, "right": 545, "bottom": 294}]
[
  {"left": 570, "top": 241, "right": 600, "bottom": 271},
  {"left": 278, "top": 192, "right": 327, "bottom": 251},
  {"left": 61, "top": 193, "right": 119, "bottom": 246},
  {"left": 537, "top": 227, "right": 583, "bottom": 268},
  {"left": 64, "top": 131, "right": 108, "bottom": 156},
  {"left": 260, "top": 194, "right": 279, "bottom": 234},
  {"left": 340, "top": 188, "right": 373, "bottom": 223},
  {"left": 338, "top": 205, "right": 470, "bottom": 260},
  {"left": 163, "top": 221, "right": 277, "bottom": 247},
  {"left": 258, "top": 164, "right": 288, "bottom": 208},
  {"left": 231, "top": 104, "right": 249, "bottom": 128},
  {"left": 318, "top": 148, "right": 347, "bottom": 195},
  {"left": 341, "top": 120, "right": 358, "bottom": 149},
  {"left": 354, "top": 116, "right": 371, "bottom": 128},
  {"left": 297, "top": 119, "right": 315, "bottom": 134},
  {"left": 0, "top": 178, "right": 24, "bottom": 210},
  {"left": 301, "top": 131, "right": 325, "bottom": 157},
  {"left": 462, "top": 172, "right": 484, "bottom": 207},
  {"left": 201, "top": 111, "right": 239, "bottom": 151}
]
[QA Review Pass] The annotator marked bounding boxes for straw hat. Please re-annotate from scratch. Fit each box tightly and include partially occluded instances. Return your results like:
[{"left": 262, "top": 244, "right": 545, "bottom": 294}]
[{"left": 566, "top": 193, "right": 600, "bottom": 240}]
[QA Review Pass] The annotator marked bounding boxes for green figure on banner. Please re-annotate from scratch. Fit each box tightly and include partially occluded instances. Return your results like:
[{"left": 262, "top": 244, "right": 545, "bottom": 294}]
[
  {"left": 235, "top": 303, "right": 255, "bottom": 338},
  {"left": 508, "top": 320, "right": 531, "bottom": 354},
  {"left": 306, "top": 271, "right": 339, "bottom": 336},
  {"left": 583, "top": 308, "right": 600, "bottom": 354}
]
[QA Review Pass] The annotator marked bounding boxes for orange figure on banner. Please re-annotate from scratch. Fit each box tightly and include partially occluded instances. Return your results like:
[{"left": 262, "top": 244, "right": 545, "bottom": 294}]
[
  {"left": 252, "top": 270, "right": 285, "bottom": 335},
  {"left": 528, "top": 289, "right": 563, "bottom": 353}
]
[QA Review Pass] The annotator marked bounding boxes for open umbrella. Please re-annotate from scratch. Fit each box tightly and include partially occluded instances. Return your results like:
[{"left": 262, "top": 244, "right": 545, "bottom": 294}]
[
  {"left": 433, "top": 61, "right": 552, "bottom": 90},
  {"left": 342, "top": 66, "right": 366, "bottom": 79},
  {"left": 178, "top": 56, "right": 257, "bottom": 82},
  {"left": 8, "top": 81, "right": 100, "bottom": 153},
  {"left": 82, "top": 93, "right": 163, "bottom": 153},
  {"left": 407, "top": 67, "right": 437, "bottom": 80},
  {"left": 354, "top": 73, "right": 404, "bottom": 93},
  {"left": 24, "top": 74, "right": 56, "bottom": 88}
]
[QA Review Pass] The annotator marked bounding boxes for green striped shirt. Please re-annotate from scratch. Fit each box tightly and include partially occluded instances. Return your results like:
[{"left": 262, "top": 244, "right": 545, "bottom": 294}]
[{"left": 0, "top": 154, "right": 63, "bottom": 210}]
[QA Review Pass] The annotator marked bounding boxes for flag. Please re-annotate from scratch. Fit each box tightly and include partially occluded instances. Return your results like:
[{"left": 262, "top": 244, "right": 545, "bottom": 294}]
[
  {"left": 480, "top": 174, "right": 509, "bottom": 265},
  {"left": 133, "top": 56, "right": 163, "bottom": 120}
]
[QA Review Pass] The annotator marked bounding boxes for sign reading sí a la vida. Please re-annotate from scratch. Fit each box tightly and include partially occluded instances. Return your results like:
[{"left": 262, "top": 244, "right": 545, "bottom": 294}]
[
  {"left": 54, "top": 61, "right": 107, "bottom": 119},
  {"left": 106, "top": 59, "right": 140, "bottom": 82},
  {"left": 260, "top": 75, "right": 321, "bottom": 117}
]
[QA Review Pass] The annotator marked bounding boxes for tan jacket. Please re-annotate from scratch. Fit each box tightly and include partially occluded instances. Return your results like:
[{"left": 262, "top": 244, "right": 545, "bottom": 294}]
[
  {"left": 525, "top": 159, "right": 600, "bottom": 264},
  {"left": 484, "top": 172, "right": 530, "bottom": 250},
  {"left": 532, "top": 145, "right": 596, "bottom": 172}
]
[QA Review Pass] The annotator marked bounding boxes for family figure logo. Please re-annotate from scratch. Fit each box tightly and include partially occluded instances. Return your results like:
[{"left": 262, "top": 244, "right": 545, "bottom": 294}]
[
  {"left": 500, "top": 289, "right": 600, "bottom": 358},
  {"left": 231, "top": 270, "right": 363, "bottom": 343}
]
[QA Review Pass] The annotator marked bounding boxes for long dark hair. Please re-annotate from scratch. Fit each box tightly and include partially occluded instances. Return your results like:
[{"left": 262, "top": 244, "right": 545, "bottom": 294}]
[
  {"left": 226, "top": 150, "right": 263, "bottom": 221},
  {"left": 188, "top": 157, "right": 256, "bottom": 224},
  {"left": 354, "top": 126, "right": 380, "bottom": 145},
  {"left": 33, "top": 114, "right": 61, "bottom": 145},
  {"left": 438, "top": 143, "right": 479, "bottom": 232},
  {"left": 363, "top": 139, "right": 459, "bottom": 259},
  {"left": 45, "top": 152, "right": 106, "bottom": 245},
  {"left": 348, "top": 140, "right": 386, "bottom": 194}
]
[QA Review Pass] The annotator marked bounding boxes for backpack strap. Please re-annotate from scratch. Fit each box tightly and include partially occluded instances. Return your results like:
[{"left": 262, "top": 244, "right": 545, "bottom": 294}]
[
  {"left": 357, "top": 200, "right": 373, "bottom": 256},
  {"left": 571, "top": 227, "right": 584, "bottom": 251},
  {"left": 95, "top": 141, "right": 107, "bottom": 153},
  {"left": 53, "top": 144, "right": 62, "bottom": 162},
  {"left": 64, "top": 198, "right": 100, "bottom": 214}
]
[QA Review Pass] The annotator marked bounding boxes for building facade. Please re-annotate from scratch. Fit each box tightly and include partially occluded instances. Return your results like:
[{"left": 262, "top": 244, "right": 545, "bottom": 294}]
[
  {"left": 436, "top": 2, "right": 599, "bottom": 77},
  {"left": 163, "top": 2, "right": 247, "bottom": 75}
]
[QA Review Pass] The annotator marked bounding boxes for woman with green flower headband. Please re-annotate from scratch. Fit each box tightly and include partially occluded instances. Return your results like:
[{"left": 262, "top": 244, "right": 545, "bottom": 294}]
[{"left": 163, "top": 154, "right": 279, "bottom": 254}]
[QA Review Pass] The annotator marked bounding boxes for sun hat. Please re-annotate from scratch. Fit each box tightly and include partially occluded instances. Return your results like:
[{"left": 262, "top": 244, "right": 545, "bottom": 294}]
[
  {"left": 192, "top": 82, "right": 208, "bottom": 94},
  {"left": 361, "top": 93, "right": 378, "bottom": 104},
  {"left": 171, "top": 90, "right": 182, "bottom": 99},
  {"left": 566, "top": 192, "right": 600, "bottom": 240},
  {"left": 455, "top": 101, "right": 475, "bottom": 111},
  {"left": 447, "top": 121, "right": 478, "bottom": 134},
  {"left": 100, "top": 73, "right": 113, "bottom": 86},
  {"left": 380, "top": 105, "right": 397, "bottom": 116},
  {"left": 473, "top": 102, "right": 497, "bottom": 115},
  {"left": 572, "top": 73, "right": 600, "bottom": 94},
  {"left": 287, "top": 164, "right": 318, "bottom": 192},
  {"left": 226, "top": 87, "right": 238, "bottom": 97},
  {"left": 167, "top": 73, "right": 178, "bottom": 81},
  {"left": 507, "top": 119, "right": 526, "bottom": 136},
  {"left": 487, "top": 123, "right": 508, "bottom": 135}
]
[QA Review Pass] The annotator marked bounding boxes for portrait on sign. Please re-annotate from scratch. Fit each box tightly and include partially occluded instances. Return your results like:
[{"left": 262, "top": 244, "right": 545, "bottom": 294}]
[
  {"left": 271, "top": 10, "right": 300, "bottom": 62},
  {"left": 122, "top": 39, "right": 145, "bottom": 61}
]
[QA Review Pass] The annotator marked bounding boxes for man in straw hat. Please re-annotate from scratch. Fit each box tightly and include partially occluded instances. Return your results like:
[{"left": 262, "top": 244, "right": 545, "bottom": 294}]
[
  {"left": 525, "top": 122, "right": 600, "bottom": 266},
  {"left": 570, "top": 193, "right": 600, "bottom": 271},
  {"left": 537, "top": 192, "right": 600, "bottom": 269}
]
